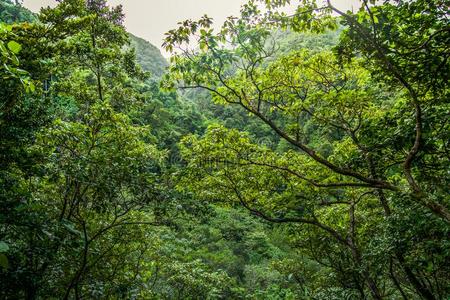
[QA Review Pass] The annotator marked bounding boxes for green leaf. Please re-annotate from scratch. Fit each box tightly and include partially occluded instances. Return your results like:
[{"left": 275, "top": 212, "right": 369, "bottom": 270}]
[
  {"left": 373, "top": 15, "right": 379, "bottom": 24},
  {"left": 7, "top": 41, "right": 22, "bottom": 54},
  {"left": 0, "top": 241, "right": 9, "bottom": 253},
  {"left": 28, "top": 81, "right": 36, "bottom": 93},
  {"left": 11, "top": 54, "right": 19, "bottom": 66},
  {"left": 0, "top": 42, "right": 7, "bottom": 54}
]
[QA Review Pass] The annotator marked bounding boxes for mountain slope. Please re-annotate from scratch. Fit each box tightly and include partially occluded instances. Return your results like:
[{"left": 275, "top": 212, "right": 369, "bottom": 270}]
[
  {"left": 0, "top": 0, "right": 35, "bottom": 23},
  {"left": 0, "top": 0, "right": 167, "bottom": 79},
  {"left": 129, "top": 33, "right": 168, "bottom": 79}
]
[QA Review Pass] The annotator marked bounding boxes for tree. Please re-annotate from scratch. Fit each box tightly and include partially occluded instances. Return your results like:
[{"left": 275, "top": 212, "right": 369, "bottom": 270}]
[
  {"left": 164, "top": 0, "right": 450, "bottom": 298},
  {"left": 0, "top": 1, "right": 165, "bottom": 298}
]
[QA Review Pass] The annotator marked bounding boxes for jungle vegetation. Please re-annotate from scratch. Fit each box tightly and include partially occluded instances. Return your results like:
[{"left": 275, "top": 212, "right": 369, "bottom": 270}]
[{"left": 0, "top": 0, "right": 449, "bottom": 299}]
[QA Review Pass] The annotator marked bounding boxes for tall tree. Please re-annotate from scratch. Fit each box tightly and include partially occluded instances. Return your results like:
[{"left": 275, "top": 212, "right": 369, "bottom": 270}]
[
  {"left": 164, "top": 0, "right": 450, "bottom": 298},
  {"left": 0, "top": 1, "right": 164, "bottom": 298}
]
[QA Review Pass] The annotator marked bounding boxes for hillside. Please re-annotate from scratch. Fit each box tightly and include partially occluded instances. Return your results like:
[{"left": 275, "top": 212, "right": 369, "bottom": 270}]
[
  {"left": 129, "top": 33, "right": 168, "bottom": 78},
  {"left": 0, "top": 0, "right": 35, "bottom": 23},
  {"left": 0, "top": 0, "right": 166, "bottom": 79}
]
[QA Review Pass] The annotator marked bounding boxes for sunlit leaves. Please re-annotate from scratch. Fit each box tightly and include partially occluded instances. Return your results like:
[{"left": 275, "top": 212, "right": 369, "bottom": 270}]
[
  {"left": 166, "top": 1, "right": 450, "bottom": 297},
  {"left": 6, "top": 40, "right": 21, "bottom": 54},
  {"left": 179, "top": 124, "right": 356, "bottom": 218}
]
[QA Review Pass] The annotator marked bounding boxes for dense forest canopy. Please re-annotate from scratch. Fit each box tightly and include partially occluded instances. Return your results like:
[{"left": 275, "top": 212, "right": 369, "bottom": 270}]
[{"left": 0, "top": 0, "right": 449, "bottom": 299}]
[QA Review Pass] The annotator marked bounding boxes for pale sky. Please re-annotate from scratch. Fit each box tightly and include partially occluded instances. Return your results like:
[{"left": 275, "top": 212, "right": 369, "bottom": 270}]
[{"left": 23, "top": 0, "right": 360, "bottom": 56}]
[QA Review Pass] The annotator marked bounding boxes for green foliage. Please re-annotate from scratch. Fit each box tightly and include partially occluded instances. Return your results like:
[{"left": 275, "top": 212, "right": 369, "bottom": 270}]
[
  {"left": 165, "top": 0, "right": 450, "bottom": 298},
  {"left": 0, "top": 0, "right": 35, "bottom": 23},
  {"left": 0, "top": 23, "right": 34, "bottom": 93},
  {"left": 1, "top": 0, "right": 449, "bottom": 299},
  {"left": 1, "top": 1, "right": 169, "bottom": 298}
]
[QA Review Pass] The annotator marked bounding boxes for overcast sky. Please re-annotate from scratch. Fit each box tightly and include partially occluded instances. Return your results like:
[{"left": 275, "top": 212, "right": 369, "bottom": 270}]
[{"left": 23, "top": 0, "right": 360, "bottom": 56}]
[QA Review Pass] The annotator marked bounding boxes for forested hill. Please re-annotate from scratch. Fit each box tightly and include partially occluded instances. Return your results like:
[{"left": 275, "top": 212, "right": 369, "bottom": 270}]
[
  {"left": 0, "top": 0, "right": 34, "bottom": 23},
  {"left": 1, "top": 0, "right": 167, "bottom": 79},
  {"left": 129, "top": 33, "right": 168, "bottom": 79}
]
